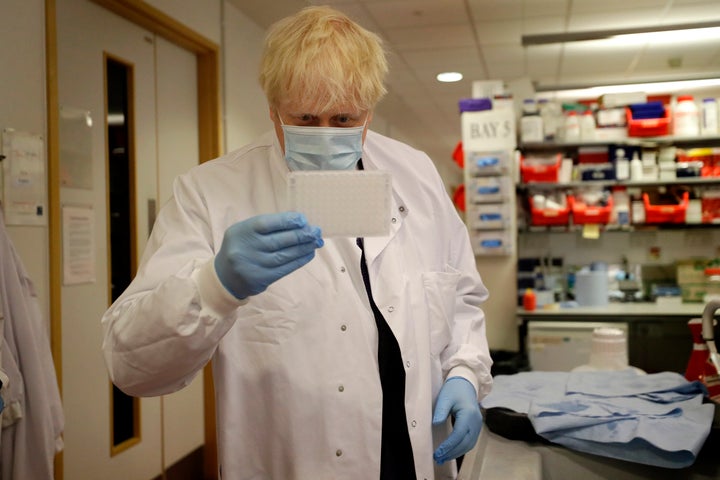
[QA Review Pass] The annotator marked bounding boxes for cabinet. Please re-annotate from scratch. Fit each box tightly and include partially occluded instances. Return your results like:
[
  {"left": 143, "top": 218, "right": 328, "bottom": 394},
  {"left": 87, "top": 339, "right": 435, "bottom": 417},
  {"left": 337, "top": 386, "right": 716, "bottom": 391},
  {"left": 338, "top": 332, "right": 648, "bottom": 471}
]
[
  {"left": 517, "top": 303, "right": 702, "bottom": 374},
  {"left": 517, "top": 134, "right": 720, "bottom": 231}
]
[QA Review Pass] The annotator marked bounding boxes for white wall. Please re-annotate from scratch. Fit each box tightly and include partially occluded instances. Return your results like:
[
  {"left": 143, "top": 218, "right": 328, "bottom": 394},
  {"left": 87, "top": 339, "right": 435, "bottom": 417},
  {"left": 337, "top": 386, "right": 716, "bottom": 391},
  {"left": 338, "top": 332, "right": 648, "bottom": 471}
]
[
  {"left": 146, "top": 0, "right": 221, "bottom": 45},
  {"left": 0, "top": 0, "right": 50, "bottom": 324},
  {"left": 222, "top": 1, "right": 273, "bottom": 151},
  {"left": 519, "top": 229, "right": 720, "bottom": 269}
]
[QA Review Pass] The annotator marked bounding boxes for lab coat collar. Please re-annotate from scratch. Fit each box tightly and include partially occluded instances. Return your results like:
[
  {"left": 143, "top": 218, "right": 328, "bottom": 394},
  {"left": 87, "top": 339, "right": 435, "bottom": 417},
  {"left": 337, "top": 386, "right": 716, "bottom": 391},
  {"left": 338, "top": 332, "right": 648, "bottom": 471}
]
[{"left": 356, "top": 138, "right": 407, "bottom": 267}]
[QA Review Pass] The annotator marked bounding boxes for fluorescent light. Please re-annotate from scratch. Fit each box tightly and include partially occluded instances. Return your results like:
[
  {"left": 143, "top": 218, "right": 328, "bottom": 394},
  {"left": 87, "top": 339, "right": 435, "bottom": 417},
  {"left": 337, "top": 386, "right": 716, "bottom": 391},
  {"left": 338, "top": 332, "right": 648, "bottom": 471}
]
[
  {"left": 437, "top": 72, "right": 463, "bottom": 83},
  {"left": 522, "top": 21, "right": 720, "bottom": 46},
  {"left": 538, "top": 78, "right": 720, "bottom": 100},
  {"left": 611, "top": 26, "right": 720, "bottom": 45}
]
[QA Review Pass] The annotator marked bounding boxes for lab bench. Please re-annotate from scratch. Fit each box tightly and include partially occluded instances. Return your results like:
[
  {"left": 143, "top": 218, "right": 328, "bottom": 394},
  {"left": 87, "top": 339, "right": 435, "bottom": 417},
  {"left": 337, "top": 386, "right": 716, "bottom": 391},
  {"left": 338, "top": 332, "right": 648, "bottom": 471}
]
[
  {"left": 459, "top": 424, "right": 720, "bottom": 480},
  {"left": 516, "top": 302, "right": 709, "bottom": 374}
]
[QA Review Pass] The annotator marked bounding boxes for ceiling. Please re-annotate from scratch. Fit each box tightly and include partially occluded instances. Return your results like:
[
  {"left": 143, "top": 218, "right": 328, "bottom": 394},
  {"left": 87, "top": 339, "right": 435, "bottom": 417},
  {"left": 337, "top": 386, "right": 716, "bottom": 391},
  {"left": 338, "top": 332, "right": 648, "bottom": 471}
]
[{"left": 228, "top": 0, "right": 720, "bottom": 166}]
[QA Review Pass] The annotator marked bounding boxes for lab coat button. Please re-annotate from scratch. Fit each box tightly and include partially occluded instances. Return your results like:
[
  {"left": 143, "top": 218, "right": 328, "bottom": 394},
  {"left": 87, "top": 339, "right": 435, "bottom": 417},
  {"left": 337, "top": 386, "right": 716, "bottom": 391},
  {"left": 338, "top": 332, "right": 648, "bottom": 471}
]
[
  {"left": 340, "top": 266, "right": 346, "bottom": 273},
  {"left": 411, "top": 420, "right": 417, "bottom": 427},
  {"left": 340, "top": 324, "right": 347, "bottom": 331},
  {"left": 399, "top": 206, "right": 406, "bottom": 213},
  {"left": 336, "top": 449, "right": 343, "bottom": 457},
  {"left": 391, "top": 217, "right": 397, "bottom": 223},
  {"left": 406, "top": 360, "right": 411, "bottom": 368},
  {"left": 387, "top": 306, "right": 394, "bottom": 313},
  {"left": 338, "top": 385, "right": 344, "bottom": 392}
]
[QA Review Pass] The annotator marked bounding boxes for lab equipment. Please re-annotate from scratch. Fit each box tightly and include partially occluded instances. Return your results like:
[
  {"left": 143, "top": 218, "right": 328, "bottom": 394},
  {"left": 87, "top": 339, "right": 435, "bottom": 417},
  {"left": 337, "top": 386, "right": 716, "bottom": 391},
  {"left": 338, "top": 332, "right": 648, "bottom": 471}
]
[
  {"left": 214, "top": 212, "right": 323, "bottom": 299},
  {"left": 701, "top": 299, "right": 720, "bottom": 402},
  {"left": 287, "top": 170, "right": 392, "bottom": 237},
  {"left": 432, "top": 377, "right": 483, "bottom": 465},
  {"left": 527, "top": 321, "right": 629, "bottom": 372},
  {"left": 571, "top": 327, "right": 638, "bottom": 372},
  {"left": 574, "top": 268, "right": 609, "bottom": 307}
]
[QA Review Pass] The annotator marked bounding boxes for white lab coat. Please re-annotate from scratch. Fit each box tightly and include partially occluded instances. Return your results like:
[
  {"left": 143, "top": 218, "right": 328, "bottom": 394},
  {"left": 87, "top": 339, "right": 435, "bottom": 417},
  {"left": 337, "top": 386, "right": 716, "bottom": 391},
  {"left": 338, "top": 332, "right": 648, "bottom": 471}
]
[
  {"left": 102, "top": 130, "right": 493, "bottom": 480},
  {"left": 0, "top": 209, "right": 64, "bottom": 479}
]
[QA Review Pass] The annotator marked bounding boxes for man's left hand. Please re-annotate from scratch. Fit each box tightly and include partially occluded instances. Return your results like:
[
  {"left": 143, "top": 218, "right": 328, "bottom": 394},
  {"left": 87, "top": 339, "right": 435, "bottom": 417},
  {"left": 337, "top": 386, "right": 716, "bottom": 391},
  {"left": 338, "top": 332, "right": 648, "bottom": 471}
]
[{"left": 432, "top": 376, "right": 483, "bottom": 465}]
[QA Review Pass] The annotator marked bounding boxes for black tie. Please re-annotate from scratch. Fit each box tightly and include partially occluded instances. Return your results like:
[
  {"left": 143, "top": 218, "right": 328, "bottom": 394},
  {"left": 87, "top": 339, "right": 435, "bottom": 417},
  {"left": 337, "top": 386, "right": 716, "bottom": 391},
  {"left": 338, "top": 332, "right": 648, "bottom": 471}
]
[{"left": 357, "top": 237, "right": 417, "bottom": 480}]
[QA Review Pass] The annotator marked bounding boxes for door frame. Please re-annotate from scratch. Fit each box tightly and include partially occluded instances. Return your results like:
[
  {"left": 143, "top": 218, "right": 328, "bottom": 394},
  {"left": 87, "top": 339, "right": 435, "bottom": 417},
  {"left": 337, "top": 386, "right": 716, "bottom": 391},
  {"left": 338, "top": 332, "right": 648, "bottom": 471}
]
[{"left": 45, "top": 1, "right": 222, "bottom": 478}]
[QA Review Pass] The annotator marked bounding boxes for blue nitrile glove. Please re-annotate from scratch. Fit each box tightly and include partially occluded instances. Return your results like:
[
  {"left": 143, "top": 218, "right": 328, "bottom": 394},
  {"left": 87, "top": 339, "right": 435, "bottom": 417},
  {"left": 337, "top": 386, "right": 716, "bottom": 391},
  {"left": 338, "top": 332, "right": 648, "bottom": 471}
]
[
  {"left": 432, "top": 376, "right": 483, "bottom": 465},
  {"left": 214, "top": 212, "right": 323, "bottom": 299}
]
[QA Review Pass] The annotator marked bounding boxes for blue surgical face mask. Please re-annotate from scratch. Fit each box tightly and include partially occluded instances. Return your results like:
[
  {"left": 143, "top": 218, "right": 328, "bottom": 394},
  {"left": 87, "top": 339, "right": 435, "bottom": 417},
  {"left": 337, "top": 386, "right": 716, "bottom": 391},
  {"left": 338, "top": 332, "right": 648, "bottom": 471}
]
[{"left": 280, "top": 118, "right": 365, "bottom": 171}]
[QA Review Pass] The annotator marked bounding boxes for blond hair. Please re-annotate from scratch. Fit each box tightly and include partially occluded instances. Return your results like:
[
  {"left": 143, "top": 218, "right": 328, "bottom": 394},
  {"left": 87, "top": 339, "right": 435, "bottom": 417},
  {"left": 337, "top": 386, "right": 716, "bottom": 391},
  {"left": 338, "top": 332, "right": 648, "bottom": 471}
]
[{"left": 259, "top": 6, "right": 388, "bottom": 113}]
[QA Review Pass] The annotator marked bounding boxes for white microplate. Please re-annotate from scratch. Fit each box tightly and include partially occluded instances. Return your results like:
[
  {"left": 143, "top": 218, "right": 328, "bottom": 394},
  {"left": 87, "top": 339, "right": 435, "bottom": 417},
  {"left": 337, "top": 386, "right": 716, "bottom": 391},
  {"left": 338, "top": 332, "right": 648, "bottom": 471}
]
[{"left": 288, "top": 170, "right": 392, "bottom": 237}]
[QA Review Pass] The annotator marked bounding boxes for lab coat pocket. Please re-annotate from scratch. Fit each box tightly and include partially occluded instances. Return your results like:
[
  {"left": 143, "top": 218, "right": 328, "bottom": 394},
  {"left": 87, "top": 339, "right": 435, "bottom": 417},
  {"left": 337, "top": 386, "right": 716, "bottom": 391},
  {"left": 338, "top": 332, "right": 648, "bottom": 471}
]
[{"left": 422, "top": 268, "right": 461, "bottom": 358}]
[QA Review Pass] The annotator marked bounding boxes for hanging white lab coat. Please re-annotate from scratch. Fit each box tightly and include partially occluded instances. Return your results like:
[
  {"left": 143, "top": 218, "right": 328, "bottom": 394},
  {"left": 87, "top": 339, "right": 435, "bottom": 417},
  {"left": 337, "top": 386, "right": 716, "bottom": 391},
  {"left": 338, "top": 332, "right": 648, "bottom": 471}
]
[
  {"left": 0, "top": 209, "right": 64, "bottom": 479},
  {"left": 102, "top": 130, "right": 493, "bottom": 480}
]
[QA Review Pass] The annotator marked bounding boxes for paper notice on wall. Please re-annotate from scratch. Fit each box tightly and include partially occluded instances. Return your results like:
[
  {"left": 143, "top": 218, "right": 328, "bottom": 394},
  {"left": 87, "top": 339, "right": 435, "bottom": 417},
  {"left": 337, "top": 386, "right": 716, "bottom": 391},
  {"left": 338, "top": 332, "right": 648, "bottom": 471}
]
[
  {"left": 62, "top": 205, "right": 96, "bottom": 285},
  {"left": 1, "top": 129, "right": 47, "bottom": 226}
]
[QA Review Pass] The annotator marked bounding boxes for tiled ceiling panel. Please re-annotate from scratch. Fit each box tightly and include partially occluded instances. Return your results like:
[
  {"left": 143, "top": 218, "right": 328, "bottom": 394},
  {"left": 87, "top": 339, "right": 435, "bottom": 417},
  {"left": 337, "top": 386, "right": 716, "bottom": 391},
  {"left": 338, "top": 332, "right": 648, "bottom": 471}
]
[
  {"left": 229, "top": 0, "right": 720, "bottom": 167},
  {"left": 567, "top": 9, "right": 668, "bottom": 30},
  {"left": 523, "top": 0, "right": 568, "bottom": 18},
  {"left": 475, "top": 19, "right": 523, "bottom": 44},
  {"left": 383, "top": 24, "right": 477, "bottom": 50},
  {"left": 402, "top": 47, "right": 484, "bottom": 70},
  {"left": 363, "top": 0, "right": 468, "bottom": 28},
  {"left": 466, "top": 0, "right": 524, "bottom": 21}
]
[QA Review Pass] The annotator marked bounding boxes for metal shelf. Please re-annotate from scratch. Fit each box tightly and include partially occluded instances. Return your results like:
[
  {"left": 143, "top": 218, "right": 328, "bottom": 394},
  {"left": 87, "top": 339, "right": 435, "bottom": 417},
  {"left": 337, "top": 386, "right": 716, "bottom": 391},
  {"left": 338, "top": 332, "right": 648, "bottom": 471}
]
[
  {"left": 521, "top": 134, "right": 720, "bottom": 150},
  {"left": 517, "top": 177, "right": 720, "bottom": 191},
  {"left": 519, "top": 223, "right": 720, "bottom": 234}
]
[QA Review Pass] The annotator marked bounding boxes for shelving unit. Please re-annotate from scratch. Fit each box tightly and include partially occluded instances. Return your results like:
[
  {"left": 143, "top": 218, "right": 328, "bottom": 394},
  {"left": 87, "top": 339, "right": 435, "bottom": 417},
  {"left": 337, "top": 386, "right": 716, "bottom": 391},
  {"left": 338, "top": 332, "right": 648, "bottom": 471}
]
[{"left": 518, "top": 134, "right": 720, "bottom": 231}]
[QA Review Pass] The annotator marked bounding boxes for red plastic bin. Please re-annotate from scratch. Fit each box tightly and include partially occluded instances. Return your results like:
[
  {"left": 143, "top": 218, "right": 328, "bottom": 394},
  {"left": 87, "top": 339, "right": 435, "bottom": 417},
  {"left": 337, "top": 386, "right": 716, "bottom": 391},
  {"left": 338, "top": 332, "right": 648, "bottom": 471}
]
[
  {"left": 520, "top": 154, "right": 562, "bottom": 183},
  {"left": 626, "top": 106, "right": 670, "bottom": 137},
  {"left": 530, "top": 196, "right": 570, "bottom": 226},
  {"left": 568, "top": 195, "right": 613, "bottom": 224},
  {"left": 642, "top": 191, "right": 689, "bottom": 224}
]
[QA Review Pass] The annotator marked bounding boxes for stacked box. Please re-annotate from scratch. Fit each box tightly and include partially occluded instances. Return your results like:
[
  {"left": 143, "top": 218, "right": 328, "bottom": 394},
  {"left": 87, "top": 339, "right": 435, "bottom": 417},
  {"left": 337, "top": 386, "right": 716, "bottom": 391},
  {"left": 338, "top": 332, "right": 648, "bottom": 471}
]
[{"left": 676, "top": 258, "right": 716, "bottom": 302}]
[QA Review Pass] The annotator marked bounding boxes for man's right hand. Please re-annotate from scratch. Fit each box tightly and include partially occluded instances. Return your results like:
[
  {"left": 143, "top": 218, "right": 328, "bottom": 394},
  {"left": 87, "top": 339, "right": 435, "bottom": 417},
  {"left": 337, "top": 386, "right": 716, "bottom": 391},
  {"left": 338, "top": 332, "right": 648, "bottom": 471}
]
[{"left": 214, "top": 212, "right": 323, "bottom": 299}]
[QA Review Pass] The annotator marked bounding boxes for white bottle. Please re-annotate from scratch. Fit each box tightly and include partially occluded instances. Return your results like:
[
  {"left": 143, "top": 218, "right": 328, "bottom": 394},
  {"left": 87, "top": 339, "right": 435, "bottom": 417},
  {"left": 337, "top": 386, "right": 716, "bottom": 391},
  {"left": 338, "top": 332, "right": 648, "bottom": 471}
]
[
  {"left": 674, "top": 95, "right": 699, "bottom": 137},
  {"left": 630, "top": 151, "right": 643, "bottom": 181},
  {"left": 539, "top": 99, "right": 562, "bottom": 141},
  {"left": 612, "top": 187, "right": 630, "bottom": 226},
  {"left": 701, "top": 98, "right": 719, "bottom": 136},
  {"left": 615, "top": 148, "right": 629, "bottom": 181},
  {"left": 520, "top": 99, "right": 544, "bottom": 143},
  {"left": 564, "top": 111, "right": 580, "bottom": 141},
  {"left": 580, "top": 110, "right": 596, "bottom": 140}
]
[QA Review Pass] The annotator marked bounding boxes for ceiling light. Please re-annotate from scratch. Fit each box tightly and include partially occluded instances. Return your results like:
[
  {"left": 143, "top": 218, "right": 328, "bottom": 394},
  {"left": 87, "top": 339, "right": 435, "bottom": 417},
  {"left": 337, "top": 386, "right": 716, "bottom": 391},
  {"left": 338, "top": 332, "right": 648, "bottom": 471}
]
[
  {"left": 521, "top": 21, "right": 720, "bottom": 47},
  {"left": 437, "top": 72, "right": 463, "bottom": 83}
]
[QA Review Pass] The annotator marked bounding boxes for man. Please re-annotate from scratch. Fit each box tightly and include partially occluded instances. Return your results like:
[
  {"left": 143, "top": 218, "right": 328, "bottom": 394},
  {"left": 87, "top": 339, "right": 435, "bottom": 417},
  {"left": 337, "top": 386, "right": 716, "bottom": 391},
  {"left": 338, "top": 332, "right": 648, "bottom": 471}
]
[{"left": 102, "top": 6, "right": 492, "bottom": 479}]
